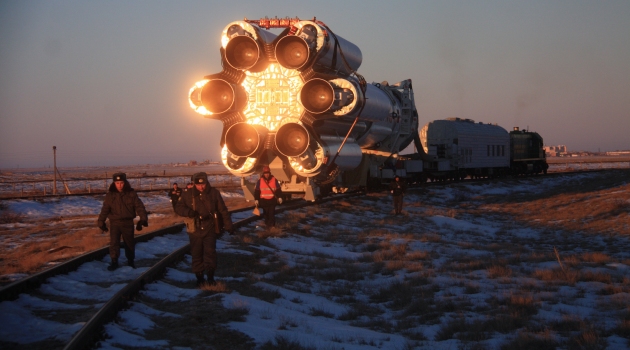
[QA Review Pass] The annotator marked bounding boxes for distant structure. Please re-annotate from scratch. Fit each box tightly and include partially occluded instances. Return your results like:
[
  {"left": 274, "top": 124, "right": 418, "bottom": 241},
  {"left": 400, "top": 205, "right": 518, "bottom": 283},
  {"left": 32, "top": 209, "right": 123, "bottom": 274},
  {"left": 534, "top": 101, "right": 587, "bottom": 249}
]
[
  {"left": 606, "top": 151, "right": 630, "bottom": 156},
  {"left": 544, "top": 145, "right": 568, "bottom": 157}
]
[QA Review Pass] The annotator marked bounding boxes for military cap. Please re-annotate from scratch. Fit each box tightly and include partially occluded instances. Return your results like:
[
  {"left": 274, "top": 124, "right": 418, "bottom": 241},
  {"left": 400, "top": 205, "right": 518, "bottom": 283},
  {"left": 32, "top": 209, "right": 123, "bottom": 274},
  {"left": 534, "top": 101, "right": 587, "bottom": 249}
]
[
  {"left": 112, "top": 172, "right": 126, "bottom": 182},
  {"left": 192, "top": 172, "right": 208, "bottom": 184}
]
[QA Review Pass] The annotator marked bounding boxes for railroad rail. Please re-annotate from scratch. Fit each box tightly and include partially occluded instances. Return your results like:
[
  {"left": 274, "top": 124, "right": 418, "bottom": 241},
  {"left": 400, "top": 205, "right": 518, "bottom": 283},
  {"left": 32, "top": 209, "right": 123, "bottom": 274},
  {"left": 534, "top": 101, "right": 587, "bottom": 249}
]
[
  {"left": 0, "top": 192, "right": 361, "bottom": 350},
  {"left": 1, "top": 169, "right": 622, "bottom": 348}
]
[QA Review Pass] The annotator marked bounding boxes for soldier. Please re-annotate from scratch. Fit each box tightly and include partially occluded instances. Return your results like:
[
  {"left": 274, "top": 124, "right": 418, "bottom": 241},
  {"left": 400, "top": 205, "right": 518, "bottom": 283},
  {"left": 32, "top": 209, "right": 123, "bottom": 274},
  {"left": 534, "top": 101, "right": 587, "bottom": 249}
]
[
  {"left": 97, "top": 172, "right": 148, "bottom": 271},
  {"left": 175, "top": 172, "right": 233, "bottom": 286},
  {"left": 254, "top": 166, "right": 283, "bottom": 229},
  {"left": 167, "top": 183, "right": 182, "bottom": 211},
  {"left": 389, "top": 175, "right": 407, "bottom": 215}
]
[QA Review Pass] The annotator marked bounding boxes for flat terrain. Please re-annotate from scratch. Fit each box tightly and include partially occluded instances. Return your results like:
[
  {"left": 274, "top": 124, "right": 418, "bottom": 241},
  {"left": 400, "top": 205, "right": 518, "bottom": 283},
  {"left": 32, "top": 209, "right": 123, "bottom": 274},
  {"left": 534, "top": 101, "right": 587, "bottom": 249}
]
[{"left": 1, "top": 167, "right": 629, "bottom": 348}]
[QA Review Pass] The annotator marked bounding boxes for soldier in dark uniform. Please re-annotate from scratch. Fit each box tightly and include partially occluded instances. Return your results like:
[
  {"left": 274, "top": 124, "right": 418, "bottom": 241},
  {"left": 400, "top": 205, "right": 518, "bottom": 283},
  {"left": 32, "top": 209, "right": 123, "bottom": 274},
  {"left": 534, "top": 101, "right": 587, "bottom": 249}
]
[
  {"left": 167, "top": 183, "right": 182, "bottom": 211},
  {"left": 175, "top": 172, "right": 233, "bottom": 286},
  {"left": 389, "top": 175, "right": 407, "bottom": 215},
  {"left": 97, "top": 172, "right": 148, "bottom": 271}
]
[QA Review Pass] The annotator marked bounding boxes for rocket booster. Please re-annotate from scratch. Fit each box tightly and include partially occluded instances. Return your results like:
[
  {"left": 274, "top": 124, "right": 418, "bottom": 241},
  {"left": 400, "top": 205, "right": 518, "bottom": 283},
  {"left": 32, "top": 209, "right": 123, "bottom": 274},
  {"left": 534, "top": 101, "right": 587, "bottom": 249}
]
[{"left": 187, "top": 18, "right": 418, "bottom": 199}]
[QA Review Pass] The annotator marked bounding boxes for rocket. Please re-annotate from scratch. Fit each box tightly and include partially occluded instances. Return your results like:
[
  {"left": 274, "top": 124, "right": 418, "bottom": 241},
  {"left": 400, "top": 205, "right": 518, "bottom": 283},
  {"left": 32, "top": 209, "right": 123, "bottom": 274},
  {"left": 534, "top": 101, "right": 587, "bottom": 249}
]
[{"left": 187, "top": 18, "right": 419, "bottom": 201}]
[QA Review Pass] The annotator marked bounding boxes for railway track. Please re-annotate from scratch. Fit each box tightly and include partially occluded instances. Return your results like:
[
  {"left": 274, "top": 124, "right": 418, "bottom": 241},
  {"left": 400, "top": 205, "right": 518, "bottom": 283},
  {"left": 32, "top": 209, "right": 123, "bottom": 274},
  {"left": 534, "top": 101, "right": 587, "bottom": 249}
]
[
  {"left": 0, "top": 193, "right": 361, "bottom": 350},
  {"left": 0, "top": 169, "right": 618, "bottom": 348}
]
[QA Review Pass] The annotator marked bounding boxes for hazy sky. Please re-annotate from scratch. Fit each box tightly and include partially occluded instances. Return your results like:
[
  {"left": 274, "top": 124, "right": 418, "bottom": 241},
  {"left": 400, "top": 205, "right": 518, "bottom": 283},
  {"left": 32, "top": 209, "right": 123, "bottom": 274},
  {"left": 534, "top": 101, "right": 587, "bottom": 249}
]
[{"left": 1, "top": 0, "right": 629, "bottom": 168}]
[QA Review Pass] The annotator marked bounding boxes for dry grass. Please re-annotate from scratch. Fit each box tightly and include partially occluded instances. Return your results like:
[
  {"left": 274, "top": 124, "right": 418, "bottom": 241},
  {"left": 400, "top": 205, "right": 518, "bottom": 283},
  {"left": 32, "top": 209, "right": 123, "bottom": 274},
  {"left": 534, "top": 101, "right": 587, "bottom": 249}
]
[
  {"left": 4, "top": 168, "right": 630, "bottom": 347},
  {"left": 0, "top": 195, "right": 249, "bottom": 281},
  {"left": 0, "top": 220, "right": 110, "bottom": 277},
  {"left": 486, "top": 169, "right": 630, "bottom": 237},
  {"left": 199, "top": 280, "right": 230, "bottom": 293}
]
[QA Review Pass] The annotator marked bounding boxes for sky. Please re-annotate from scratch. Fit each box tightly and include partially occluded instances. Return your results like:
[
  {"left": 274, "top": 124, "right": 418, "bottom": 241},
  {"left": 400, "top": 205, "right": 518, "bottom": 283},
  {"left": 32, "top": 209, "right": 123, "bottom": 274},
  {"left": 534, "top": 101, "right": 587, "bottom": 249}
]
[
  {"left": 1, "top": 173, "right": 630, "bottom": 348},
  {"left": 1, "top": 0, "right": 629, "bottom": 169}
]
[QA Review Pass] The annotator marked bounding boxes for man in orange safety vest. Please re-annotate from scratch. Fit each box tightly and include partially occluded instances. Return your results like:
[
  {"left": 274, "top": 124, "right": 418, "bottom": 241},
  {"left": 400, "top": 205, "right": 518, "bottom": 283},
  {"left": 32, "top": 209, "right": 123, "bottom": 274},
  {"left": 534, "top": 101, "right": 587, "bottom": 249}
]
[{"left": 254, "top": 166, "right": 283, "bottom": 229}]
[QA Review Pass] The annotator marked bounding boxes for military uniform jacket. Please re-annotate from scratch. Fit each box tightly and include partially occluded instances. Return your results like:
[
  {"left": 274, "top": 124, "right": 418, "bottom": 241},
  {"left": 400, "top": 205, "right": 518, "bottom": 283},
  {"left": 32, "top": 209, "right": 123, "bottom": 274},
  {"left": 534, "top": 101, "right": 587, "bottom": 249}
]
[
  {"left": 389, "top": 180, "right": 407, "bottom": 197},
  {"left": 175, "top": 186, "right": 233, "bottom": 234},
  {"left": 97, "top": 184, "right": 148, "bottom": 226},
  {"left": 168, "top": 187, "right": 182, "bottom": 202}
]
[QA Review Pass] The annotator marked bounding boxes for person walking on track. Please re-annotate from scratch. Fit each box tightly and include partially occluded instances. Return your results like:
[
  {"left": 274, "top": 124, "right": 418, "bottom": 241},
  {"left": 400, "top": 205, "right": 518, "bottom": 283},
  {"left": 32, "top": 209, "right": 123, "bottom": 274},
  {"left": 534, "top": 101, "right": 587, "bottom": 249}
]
[
  {"left": 175, "top": 172, "right": 233, "bottom": 287},
  {"left": 97, "top": 172, "right": 148, "bottom": 271}
]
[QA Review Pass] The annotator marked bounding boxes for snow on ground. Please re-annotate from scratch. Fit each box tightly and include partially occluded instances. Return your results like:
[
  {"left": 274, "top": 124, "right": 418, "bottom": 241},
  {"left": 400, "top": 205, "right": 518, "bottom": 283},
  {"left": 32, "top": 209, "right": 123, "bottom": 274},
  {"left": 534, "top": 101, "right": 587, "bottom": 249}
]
[
  {"left": 1, "top": 172, "right": 629, "bottom": 349},
  {"left": 1, "top": 190, "right": 243, "bottom": 220}
]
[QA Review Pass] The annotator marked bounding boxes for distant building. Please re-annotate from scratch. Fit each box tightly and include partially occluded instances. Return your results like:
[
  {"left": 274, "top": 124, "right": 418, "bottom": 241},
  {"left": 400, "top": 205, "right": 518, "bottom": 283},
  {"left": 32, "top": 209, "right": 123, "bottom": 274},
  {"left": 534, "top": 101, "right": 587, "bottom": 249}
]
[
  {"left": 544, "top": 145, "right": 567, "bottom": 157},
  {"left": 606, "top": 151, "right": 630, "bottom": 156}
]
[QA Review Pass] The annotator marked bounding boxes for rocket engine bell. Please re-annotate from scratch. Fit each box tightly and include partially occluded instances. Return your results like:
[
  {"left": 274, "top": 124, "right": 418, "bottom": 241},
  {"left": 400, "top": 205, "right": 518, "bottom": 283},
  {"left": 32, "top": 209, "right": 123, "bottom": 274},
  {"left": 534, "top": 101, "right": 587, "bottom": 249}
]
[
  {"left": 225, "top": 123, "right": 267, "bottom": 157},
  {"left": 187, "top": 17, "right": 419, "bottom": 201},
  {"left": 223, "top": 21, "right": 277, "bottom": 72},
  {"left": 275, "top": 123, "right": 310, "bottom": 157}
]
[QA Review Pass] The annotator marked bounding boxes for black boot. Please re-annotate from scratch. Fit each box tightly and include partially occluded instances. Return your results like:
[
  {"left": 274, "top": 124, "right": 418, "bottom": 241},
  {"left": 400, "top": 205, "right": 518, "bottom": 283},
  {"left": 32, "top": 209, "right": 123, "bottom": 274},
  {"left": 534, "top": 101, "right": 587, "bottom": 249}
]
[
  {"left": 107, "top": 259, "right": 119, "bottom": 271},
  {"left": 195, "top": 273, "right": 206, "bottom": 287},
  {"left": 128, "top": 259, "right": 135, "bottom": 269},
  {"left": 207, "top": 271, "right": 215, "bottom": 285}
]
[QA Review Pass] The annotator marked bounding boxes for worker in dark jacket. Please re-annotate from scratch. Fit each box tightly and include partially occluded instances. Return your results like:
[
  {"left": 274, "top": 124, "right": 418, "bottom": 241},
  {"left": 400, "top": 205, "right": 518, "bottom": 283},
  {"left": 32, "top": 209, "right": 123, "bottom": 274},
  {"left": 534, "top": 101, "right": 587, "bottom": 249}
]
[
  {"left": 97, "top": 173, "right": 148, "bottom": 271},
  {"left": 389, "top": 175, "right": 407, "bottom": 215},
  {"left": 254, "top": 166, "right": 283, "bottom": 229},
  {"left": 175, "top": 172, "right": 233, "bottom": 286},
  {"left": 167, "top": 183, "right": 182, "bottom": 211}
]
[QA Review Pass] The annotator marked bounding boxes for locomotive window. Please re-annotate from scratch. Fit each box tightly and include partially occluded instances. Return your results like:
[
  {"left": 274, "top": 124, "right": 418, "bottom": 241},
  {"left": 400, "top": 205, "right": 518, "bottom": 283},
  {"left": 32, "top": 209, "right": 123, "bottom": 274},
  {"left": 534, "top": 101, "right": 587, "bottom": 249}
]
[
  {"left": 502, "top": 145, "right": 505, "bottom": 156},
  {"left": 492, "top": 145, "right": 495, "bottom": 156},
  {"left": 487, "top": 145, "right": 490, "bottom": 156}
]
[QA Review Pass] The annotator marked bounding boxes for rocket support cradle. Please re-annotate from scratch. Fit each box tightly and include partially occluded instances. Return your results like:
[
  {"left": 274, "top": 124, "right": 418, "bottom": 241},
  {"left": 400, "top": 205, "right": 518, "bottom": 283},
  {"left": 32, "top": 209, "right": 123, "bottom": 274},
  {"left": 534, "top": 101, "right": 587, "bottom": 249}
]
[{"left": 188, "top": 18, "right": 419, "bottom": 201}]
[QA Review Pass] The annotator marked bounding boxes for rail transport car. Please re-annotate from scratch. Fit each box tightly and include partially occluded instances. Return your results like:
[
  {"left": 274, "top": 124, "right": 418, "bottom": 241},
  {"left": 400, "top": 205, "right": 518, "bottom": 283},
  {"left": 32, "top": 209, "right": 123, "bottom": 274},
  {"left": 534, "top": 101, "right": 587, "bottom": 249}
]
[
  {"left": 510, "top": 127, "right": 548, "bottom": 175},
  {"left": 420, "top": 118, "right": 511, "bottom": 180}
]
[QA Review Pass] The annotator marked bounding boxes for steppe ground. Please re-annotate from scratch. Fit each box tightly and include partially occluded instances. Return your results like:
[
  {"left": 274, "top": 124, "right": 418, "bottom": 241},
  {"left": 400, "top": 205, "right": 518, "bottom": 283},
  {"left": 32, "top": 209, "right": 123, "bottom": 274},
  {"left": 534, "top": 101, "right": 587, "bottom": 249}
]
[{"left": 1, "top": 166, "right": 629, "bottom": 349}]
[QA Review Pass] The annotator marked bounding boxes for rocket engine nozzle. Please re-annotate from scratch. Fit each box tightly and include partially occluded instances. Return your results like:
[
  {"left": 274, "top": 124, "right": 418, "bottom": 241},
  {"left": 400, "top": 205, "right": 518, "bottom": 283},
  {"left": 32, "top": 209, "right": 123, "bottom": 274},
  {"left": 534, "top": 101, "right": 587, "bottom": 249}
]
[
  {"left": 275, "top": 36, "right": 310, "bottom": 70},
  {"left": 225, "top": 36, "right": 262, "bottom": 71},
  {"left": 275, "top": 123, "right": 310, "bottom": 157},
  {"left": 299, "top": 78, "right": 356, "bottom": 115},
  {"left": 195, "top": 79, "right": 246, "bottom": 115},
  {"left": 225, "top": 123, "right": 267, "bottom": 157},
  {"left": 299, "top": 79, "right": 335, "bottom": 114}
]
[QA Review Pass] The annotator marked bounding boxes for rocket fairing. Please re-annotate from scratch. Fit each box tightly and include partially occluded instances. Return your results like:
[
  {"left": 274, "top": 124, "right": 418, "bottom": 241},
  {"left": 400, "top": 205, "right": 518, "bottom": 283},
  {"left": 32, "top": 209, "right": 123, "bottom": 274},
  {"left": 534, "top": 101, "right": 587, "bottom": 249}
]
[{"left": 187, "top": 18, "right": 419, "bottom": 201}]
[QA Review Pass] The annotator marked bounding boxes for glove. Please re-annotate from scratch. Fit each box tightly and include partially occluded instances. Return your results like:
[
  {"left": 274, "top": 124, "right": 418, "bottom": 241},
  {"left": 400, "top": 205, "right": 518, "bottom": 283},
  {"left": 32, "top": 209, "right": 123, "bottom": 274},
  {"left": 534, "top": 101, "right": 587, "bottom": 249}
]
[
  {"left": 188, "top": 210, "right": 199, "bottom": 218},
  {"left": 99, "top": 223, "right": 108, "bottom": 232},
  {"left": 254, "top": 200, "right": 259, "bottom": 206},
  {"left": 277, "top": 197, "right": 283, "bottom": 204},
  {"left": 136, "top": 220, "right": 148, "bottom": 231}
]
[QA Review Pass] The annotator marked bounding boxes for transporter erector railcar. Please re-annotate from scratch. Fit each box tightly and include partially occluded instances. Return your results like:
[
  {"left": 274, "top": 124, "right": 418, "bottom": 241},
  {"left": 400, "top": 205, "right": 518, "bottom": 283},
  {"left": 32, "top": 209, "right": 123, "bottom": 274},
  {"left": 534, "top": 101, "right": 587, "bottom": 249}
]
[
  {"left": 186, "top": 17, "right": 547, "bottom": 200},
  {"left": 187, "top": 17, "right": 421, "bottom": 201}
]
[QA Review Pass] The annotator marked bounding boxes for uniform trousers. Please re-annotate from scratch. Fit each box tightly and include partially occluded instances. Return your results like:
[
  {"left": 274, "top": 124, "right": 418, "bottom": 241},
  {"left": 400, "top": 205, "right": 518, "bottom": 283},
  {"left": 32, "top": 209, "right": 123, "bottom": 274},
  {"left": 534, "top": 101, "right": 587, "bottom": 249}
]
[
  {"left": 393, "top": 195, "right": 404, "bottom": 214},
  {"left": 188, "top": 230, "right": 217, "bottom": 274},
  {"left": 109, "top": 221, "right": 135, "bottom": 261}
]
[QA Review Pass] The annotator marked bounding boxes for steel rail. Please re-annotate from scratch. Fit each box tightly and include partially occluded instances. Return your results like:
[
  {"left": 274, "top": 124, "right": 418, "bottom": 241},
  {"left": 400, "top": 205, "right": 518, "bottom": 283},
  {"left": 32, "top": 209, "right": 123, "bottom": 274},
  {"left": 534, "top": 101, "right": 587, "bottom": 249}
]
[
  {"left": 0, "top": 206, "right": 254, "bottom": 301},
  {"left": 61, "top": 192, "right": 361, "bottom": 350}
]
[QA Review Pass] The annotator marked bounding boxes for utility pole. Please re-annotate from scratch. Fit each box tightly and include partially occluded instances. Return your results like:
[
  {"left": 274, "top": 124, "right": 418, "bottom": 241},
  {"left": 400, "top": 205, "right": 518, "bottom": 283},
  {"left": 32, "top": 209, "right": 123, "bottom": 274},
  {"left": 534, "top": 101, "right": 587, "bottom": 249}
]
[{"left": 53, "top": 146, "right": 57, "bottom": 195}]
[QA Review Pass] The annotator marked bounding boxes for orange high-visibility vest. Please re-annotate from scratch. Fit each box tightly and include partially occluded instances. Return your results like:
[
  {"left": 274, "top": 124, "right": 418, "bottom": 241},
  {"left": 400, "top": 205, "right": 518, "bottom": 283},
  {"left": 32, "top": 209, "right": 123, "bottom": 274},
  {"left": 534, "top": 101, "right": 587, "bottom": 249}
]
[{"left": 259, "top": 177, "right": 277, "bottom": 199}]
